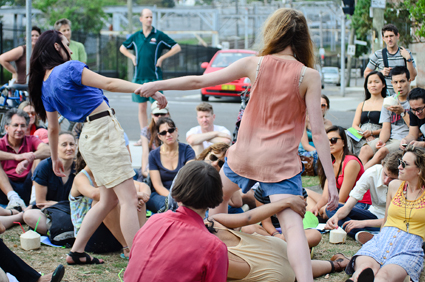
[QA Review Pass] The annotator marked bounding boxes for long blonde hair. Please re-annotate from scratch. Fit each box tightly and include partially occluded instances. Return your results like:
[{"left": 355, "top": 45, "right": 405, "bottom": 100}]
[{"left": 259, "top": 8, "right": 315, "bottom": 68}]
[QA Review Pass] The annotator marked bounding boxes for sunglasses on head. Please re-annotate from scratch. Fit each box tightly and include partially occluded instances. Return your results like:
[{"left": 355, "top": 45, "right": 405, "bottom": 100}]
[
  {"left": 209, "top": 154, "right": 225, "bottom": 168},
  {"left": 329, "top": 137, "right": 341, "bottom": 145},
  {"left": 158, "top": 128, "right": 176, "bottom": 136},
  {"left": 153, "top": 113, "right": 167, "bottom": 117},
  {"left": 398, "top": 159, "right": 409, "bottom": 169},
  {"left": 321, "top": 104, "right": 328, "bottom": 109}
]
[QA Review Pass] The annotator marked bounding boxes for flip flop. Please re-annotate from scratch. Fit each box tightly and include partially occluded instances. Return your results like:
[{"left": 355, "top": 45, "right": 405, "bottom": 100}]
[
  {"left": 358, "top": 267, "right": 374, "bottom": 282},
  {"left": 120, "top": 253, "right": 129, "bottom": 260},
  {"left": 51, "top": 264, "right": 65, "bottom": 282},
  {"left": 133, "top": 139, "right": 143, "bottom": 146},
  {"left": 67, "top": 251, "right": 104, "bottom": 265}
]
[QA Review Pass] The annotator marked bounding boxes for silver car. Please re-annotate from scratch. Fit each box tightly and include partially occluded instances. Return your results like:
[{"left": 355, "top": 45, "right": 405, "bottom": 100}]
[{"left": 322, "top": 67, "right": 341, "bottom": 86}]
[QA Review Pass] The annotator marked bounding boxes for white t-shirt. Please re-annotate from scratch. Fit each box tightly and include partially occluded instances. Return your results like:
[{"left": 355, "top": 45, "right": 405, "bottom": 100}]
[{"left": 186, "top": 125, "right": 231, "bottom": 149}]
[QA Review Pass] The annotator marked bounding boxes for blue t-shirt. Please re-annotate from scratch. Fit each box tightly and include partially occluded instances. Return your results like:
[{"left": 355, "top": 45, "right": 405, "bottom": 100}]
[
  {"left": 148, "top": 143, "right": 195, "bottom": 190},
  {"left": 32, "top": 157, "right": 75, "bottom": 202},
  {"left": 42, "top": 61, "right": 109, "bottom": 122}
]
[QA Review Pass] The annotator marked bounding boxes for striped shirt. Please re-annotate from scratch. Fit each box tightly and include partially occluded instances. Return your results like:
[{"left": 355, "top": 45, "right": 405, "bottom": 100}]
[{"left": 366, "top": 47, "right": 415, "bottom": 95}]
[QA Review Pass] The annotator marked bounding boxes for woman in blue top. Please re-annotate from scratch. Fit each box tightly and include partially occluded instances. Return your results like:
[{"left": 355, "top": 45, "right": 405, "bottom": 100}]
[
  {"left": 147, "top": 117, "right": 195, "bottom": 212},
  {"left": 28, "top": 30, "right": 167, "bottom": 265}
]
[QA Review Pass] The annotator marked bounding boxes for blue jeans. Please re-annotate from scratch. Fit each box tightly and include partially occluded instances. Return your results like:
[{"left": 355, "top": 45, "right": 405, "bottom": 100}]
[
  {"left": 326, "top": 203, "right": 380, "bottom": 238},
  {"left": 146, "top": 192, "right": 166, "bottom": 213}
]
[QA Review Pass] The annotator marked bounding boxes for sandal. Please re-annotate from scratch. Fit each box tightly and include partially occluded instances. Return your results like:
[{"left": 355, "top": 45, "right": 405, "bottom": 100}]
[
  {"left": 51, "top": 264, "right": 65, "bottom": 282},
  {"left": 133, "top": 139, "right": 143, "bottom": 146},
  {"left": 67, "top": 251, "right": 104, "bottom": 265}
]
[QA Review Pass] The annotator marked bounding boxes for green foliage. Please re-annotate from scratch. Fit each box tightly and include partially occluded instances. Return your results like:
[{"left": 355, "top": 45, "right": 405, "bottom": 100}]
[
  {"left": 33, "top": 0, "right": 106, "bottom": 33},
  {"left": 350, "top": 0, "right": 412, "bottom": 57},
  {"left": 406, "top": 0, "right": 425, "bottom": 38}
]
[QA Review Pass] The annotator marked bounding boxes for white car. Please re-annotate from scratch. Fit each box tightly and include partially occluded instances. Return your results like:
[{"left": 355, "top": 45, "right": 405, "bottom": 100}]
[{"left": 322, "top": 67, "right": 341, "bottom": 86}]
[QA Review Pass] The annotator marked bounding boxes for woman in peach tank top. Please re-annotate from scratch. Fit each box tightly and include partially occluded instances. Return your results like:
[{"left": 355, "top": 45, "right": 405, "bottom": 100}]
[{"left": 138, "top": 8, "right": 338, "bottom": 282}]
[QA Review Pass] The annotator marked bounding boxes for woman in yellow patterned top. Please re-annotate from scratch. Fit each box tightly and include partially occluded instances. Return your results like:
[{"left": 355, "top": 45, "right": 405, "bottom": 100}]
[{"left": 345, "top": 145, "right": 425, "bottom": 282}]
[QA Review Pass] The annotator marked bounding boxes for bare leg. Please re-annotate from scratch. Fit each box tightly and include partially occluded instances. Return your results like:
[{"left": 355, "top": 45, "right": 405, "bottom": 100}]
[
  {"left": 305, "top": 229, "right": 322, "bottom": 248},
  {"left": 358, "top": 145, "right": 374, "bottom": 167},
  {"left": 270, "top": 194, "right": 313, "bottom": 282},
  {"left": 112, "top": 178, "right": 140, "bottom": 248},
  {"left": 23, "top": 209, "right": 48, "bottom": 234},
  {"left": 374, "top": 264, "right": 407, "bottom": 282},
  {"left": 351, "top": 256, "right": 380, "bottom": 282},
  {"left": 306, "top": 189, "right": 322, "bottom": 212},
  {"left": 0, "top": 213, "right": 24, "bottom": 229},
  {"left": 103, "top": 204, "right": 127, "bottom": 248},
  {"left": 364, "top": 147, "right": 389, "bottom": 170},
  {"left": 138, "top": 102, "right": 148, "bottom": 130},
  {"left": 311, "top": 260, "right": 333, "bottom": 278},
  {"left": 209, "top": 168, "right": 241, "bottom": 216},
  {"left": 242, "top": 189, "right": 256, "bottom": 209}
]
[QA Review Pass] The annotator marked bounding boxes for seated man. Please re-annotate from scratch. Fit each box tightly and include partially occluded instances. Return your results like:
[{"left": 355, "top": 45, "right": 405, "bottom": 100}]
[
  {"left": 400, "top": 87, "right": 425, "bottom": 148},
  {"left": 325, "top": 151, "right": 401, "bottom": 241},
  {"left": 186, "top": 102, "right": 231, "bottom": 155},
  {"left": 359, "top": 66, "right": 411, "bottom": 170},
  {"left": 0, "top": 109, "right": 50, "bottom": 209}
]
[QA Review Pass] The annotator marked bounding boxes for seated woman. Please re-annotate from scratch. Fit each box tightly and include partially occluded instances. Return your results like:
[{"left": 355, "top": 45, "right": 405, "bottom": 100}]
[
  {"left": 345, "top": 145, "right": 425, "bottom": 282},
  {"left": 23, "top": 132, "right": 76, "bottom": 234},
  {"left": 126, "top": 161, "right": 349, "bottom": 281},
  {"left": 254, "top": 185, "right": 322, "bottom": 249},
  {"left": 139, "top": 101, "right": 170, "bottom": 179},
  {"left": 69, "top": 152, "right": 150, "bottom": 258},
  {"left": 18, "top": 101, "right": 45, "bottom": 136},
  {"left": 147, "top": 117, "right": 195, "bottom": 213},
  {"left": 307, "top": 126, "right": 372, "bottom": 219},
  {"left": 348, "top": 71, "right": 386, "bottom": 156},
  {"left": 298, "top": 94, "right": 333, "bottom": 172}
]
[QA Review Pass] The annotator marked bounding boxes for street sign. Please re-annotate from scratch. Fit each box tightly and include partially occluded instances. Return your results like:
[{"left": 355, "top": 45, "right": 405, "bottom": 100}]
[
  {"left": 347, "top": 44, "right": 355, "bottom": 56},
  {"left": 319, "top": 48, "right": 325, "bottom": 56},
  {"left": 371, "top": 0, "right": 385, "bottom": 9},
  {"left": 354, "top": 39, "right": 367, "bottom": 46}
]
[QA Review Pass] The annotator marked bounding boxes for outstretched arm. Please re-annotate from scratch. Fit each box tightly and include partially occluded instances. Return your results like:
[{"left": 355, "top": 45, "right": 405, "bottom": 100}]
[{"left": 210, "top": 196, "right": 306, "bottom": 229}]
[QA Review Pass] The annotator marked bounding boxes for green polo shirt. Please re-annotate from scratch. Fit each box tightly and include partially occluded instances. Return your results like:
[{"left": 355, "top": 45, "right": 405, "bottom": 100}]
[
  {"left": 69, "top": 40, "right": 87, "bottom": 63},
  {"left": 122, "top": 27, "right": 177, "bottom": 81}
]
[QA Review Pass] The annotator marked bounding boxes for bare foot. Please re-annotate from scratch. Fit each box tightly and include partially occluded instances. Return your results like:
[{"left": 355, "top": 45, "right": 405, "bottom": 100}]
[{"left": 37, "top": 273, "right": 53, "bottom": 282}]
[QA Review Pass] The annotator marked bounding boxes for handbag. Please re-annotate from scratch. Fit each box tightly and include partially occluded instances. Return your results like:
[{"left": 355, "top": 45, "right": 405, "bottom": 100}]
[
  {"left": 300, "top": 155, "right": 315, "bottom": 176},
  {"left": 43, "top": 201, "right": 75, "bottom": 246}
]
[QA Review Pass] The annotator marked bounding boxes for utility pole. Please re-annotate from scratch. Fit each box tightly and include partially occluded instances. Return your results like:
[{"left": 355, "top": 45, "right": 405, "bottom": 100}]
[
  {"left": 346, "top": 24, "right": 355, "bottom": 87},
  {"left": 127, "top": 0, "right": 134, "bottom": 81},
  {"left": 340, "top": 15, "right": 345, "bottom": 97},
  {"left": 25, "top": 0, "right": 31, "bottom": 83},
  {"left": 371, "top": 6, "right": 385, "bottom": 52}
]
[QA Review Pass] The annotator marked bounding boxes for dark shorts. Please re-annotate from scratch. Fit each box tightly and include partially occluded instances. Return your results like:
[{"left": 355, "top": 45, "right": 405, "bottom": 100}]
[
  {"left": 0, "top": 171, "right": 32, "bottom": 206},
  {"left": 222, "top": 158, "right": 303, "bottom": 197},
  {"left": 132, "top": 78, "right": 160, "bottom": 103}
]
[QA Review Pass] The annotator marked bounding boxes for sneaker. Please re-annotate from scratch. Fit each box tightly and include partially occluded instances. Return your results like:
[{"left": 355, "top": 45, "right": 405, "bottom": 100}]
[
  {"left": 355, "top": 231, "right": 374, "bottom": 245},
  {"left": 6, "top": 197, "right": 26, "bottom": 210}
]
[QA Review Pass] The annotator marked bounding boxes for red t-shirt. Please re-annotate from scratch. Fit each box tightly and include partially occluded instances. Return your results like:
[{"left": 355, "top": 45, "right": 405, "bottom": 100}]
[
  {"left": 335, "top": 155, "right": 372, "bottom": 205},
  {"left": 124, "top": 206, "right": 228, "bottom": 282},
  {"left": 0, "top": 135, "right": 42, "bottom": 181}
]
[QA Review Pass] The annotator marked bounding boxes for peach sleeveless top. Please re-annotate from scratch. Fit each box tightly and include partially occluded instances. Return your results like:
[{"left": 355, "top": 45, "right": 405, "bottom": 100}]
[{"left": 227, "top": 55, "right": 306, "bottom": 182}]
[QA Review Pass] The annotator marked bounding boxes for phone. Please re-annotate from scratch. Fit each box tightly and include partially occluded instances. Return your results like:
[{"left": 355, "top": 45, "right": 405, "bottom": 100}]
[
  {"left": 357, "top": 130, "right": 364, "bottom": 135},
  {"left": 401, "top": 143, "right": 408, "bottom": 148}
]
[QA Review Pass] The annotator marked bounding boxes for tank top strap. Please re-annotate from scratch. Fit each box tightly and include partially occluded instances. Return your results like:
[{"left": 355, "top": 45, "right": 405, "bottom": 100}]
[
  {"left": 298, "top": 66, "right": 307, "bottom": 86},
  {"left": 80, "top": 169, "right": 94, "bottom": 186},
  {"left": 361, "top": 101, "right": 365, "bottom": 111},
  {"left": 255, "top": 57, "right": 263, "bottom": 80}
]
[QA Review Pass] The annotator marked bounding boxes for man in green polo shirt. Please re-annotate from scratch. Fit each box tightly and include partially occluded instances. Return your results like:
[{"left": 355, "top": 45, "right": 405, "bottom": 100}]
[
  {"left": 120, "top": 8, "right": 181, "bottom": 145},
  {"left": 54, "top": 18, "right": 87, "bottom": 64}
]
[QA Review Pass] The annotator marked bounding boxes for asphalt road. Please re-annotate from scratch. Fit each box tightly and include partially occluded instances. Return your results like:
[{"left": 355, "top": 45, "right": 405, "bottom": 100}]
[{"left": 105, "top": 83, "right": 359, "bottom": 142}]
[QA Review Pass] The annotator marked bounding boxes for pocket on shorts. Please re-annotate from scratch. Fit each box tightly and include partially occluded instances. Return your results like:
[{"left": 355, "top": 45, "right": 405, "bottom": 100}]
[{"left": 108, "top": 118, "right": 126, "bottom": 151}]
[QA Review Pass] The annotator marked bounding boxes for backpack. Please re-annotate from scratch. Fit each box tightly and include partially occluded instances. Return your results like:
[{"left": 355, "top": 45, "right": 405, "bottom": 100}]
[
  {"left": 43, "top": 201, "right": 75, "bottom": 247},
  {"left": 381, "top": 47, "right": 406, "bottom": 69}
]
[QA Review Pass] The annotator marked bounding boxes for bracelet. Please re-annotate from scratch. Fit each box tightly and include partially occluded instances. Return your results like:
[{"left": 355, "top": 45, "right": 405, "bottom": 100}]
[
  {"left": 272, "top": 231, "right": 280, "bottom": 236},
  {"left": 10, "top": 210, "right": 13, "bottom": 216}
]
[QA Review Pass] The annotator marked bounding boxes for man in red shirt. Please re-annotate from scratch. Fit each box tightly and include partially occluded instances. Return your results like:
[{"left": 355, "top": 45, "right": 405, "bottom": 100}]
[{"left": 0, "top": 109, "right": 50, "bottom": 209}]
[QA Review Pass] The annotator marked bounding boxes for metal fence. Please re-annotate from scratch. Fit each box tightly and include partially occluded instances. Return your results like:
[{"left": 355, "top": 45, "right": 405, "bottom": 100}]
[{"left": 0, "top": 23, "right": 220, "bottom": 84}]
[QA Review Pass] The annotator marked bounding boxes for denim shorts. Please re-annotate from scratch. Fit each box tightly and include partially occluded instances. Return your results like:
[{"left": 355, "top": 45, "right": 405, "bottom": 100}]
[{"left": 222, "top": 158, "right": 303, "bottom": 197}]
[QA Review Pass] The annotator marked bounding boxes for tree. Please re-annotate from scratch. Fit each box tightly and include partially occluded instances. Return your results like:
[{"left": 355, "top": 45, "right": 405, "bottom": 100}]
[
  {"left": 33, "top": 0, "right": 106, "bottom": 33},
  {"left": 406, "top": 0, "right": 425, "bottom": 39}
]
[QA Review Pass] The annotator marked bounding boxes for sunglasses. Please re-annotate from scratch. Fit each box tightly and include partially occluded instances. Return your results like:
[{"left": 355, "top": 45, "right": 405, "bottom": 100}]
[
  {"left": 158, "top": 128, "right": 176, "bottom": 136},
  {"left": 209, "top": 154, "right": 225, "bottom": 168},
  {"left": 153, "top": 113, "right": 167, "bottom": 117},
  {"left": 398, "top": 159, "right": 409, "bottom": 169},
  {"left": 25, "top": 111, "right": 36, "bottom": 116},
  {"left": 329, "top": 137, "right": 341, "bottom": 145},
  {"left": 321, "top": 104, "right": 328, "bottom": 109},
  {"left": 410, "top": 105, "right": 425, "bottom": 115}
]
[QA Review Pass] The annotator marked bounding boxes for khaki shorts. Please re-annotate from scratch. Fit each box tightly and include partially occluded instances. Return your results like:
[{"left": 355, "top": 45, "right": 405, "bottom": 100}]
[
  {"left": 367, "top": 138, "right": 401, "bottom": 154},
  {"left": 79, "top": 112, "right": 135, "bottom": 188}
]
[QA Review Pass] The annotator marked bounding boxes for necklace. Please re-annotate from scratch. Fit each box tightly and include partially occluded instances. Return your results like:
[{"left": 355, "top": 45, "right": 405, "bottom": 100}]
[
  {"left": 403, "top": 183, "right": 423, "bottom": 233},
  {"left": 160, "top": 144, "right": 179, "bottom": 158}
]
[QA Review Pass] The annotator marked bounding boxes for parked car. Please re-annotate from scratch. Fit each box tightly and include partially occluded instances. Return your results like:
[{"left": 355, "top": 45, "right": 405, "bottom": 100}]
[
  {"left": 200, "top": 49, "right": 256, "bottom": 101},
  {"left": 322, "top": 67, "right": 341, "bottom": 86},
  {"left": 315, "top": 64, "right": 325, "bottom": 89}
]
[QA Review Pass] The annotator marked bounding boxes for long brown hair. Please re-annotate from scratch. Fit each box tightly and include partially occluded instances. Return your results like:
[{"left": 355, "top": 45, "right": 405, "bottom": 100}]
[
  {"left": 148, "top": 118, "right": 160, "bottom": 149},
  {"left": 259, "top": 8, "right": 315, "bottom": 68}
]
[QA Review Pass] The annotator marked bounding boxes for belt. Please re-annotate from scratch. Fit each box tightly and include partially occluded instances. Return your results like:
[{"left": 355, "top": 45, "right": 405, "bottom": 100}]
[{"left": 85, "top": 108, "right": 115, "bottom": 122}]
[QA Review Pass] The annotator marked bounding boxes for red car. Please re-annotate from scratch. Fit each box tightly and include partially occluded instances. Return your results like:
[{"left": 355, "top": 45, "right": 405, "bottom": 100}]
[{"left": 200, "top": 49, "right": 256, "bottom": 101}]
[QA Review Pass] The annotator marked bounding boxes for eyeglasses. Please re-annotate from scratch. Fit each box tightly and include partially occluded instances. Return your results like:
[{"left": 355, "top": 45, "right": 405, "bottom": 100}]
[
  {"left": 153, "top": 113, "right": 167, "bottom": 117},
  {"left": 25, "top": 111, "right": 36, "bottom": 116},
  {"left": 321, "top": 104, "right": 328, "bottom": 109},
  {"left": 158, "top": 128, "right": 176, "bottom": 136},
  {"left": 209, "top": 154, "right": 225, "bottom": 168},
  {"left": 410, "top": 105, "right": 425, "bottom": 115},
  {"left": 329, "top": 137, "right": 341, "bottom": 145},
  {"left": 398, "top": 159, "right": 409, "bottom": 169}
]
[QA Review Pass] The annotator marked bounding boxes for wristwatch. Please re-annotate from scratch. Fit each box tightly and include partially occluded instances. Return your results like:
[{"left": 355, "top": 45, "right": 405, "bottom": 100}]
[
  {"left": 407, "top": 58, "right": 413, "bottom": 62},
  {"left": 401, "top": 110, "right": 406, "bottom": 117}
]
